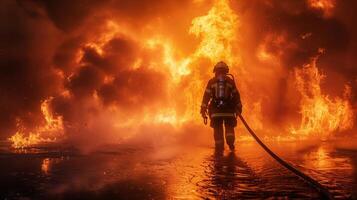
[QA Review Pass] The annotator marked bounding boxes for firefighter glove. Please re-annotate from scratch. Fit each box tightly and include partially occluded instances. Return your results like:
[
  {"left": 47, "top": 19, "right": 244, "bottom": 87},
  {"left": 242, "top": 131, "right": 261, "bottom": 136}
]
[{"left": 200, "top": 106, "right": 207, "bottom": 118}]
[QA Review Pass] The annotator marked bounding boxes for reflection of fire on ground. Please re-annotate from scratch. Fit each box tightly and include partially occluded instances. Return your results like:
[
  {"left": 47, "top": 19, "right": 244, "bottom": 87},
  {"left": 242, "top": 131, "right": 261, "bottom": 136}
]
[
  {"left": 41, "top": 157, "right": 64, "bottom": 175},
  {"left": 6, "top": 0, "right": 355, "bottom": 149}
]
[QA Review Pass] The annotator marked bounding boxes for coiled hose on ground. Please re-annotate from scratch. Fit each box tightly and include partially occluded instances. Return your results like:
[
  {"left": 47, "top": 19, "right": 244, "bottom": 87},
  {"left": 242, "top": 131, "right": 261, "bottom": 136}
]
[{"left": 238, "top": 114, "right": 334, "bottom": 200}]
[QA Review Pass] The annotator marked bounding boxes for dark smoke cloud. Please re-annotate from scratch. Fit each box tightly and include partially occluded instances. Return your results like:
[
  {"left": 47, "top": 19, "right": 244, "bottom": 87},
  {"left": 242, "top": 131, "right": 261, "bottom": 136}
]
[
  {"left": 98, "top": 69, "right": 168, "bottom": 108},
  {"left": 33, "top": 0, "right": 109, "bottom": 32},
  {"left": 33, "top": 0, "right": 191, "bottom": 32},
  {"left": 237, "top": 0, "right": 354, "bottom": 69},
  {"left": 0, "top": 0, "right": 174, "bottom": 139},
  {"left": 53, "top": 37, "right": 84, "bottom": 74}
]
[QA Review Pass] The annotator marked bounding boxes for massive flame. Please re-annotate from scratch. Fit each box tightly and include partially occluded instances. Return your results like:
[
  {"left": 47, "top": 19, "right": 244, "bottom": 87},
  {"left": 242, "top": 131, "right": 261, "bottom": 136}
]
[
  {"left": 291, "top": 52, "right": 354, "bottom": 139},
  {"left": 138, "top": 0, "right": 243, "bottom": 123},
  {"left": 7, "top": 0, "right": 355, "bottom": 148}
]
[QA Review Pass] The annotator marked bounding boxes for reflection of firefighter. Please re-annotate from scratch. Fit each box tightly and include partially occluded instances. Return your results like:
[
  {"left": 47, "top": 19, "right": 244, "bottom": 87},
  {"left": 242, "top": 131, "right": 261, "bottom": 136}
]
[{"left": 200, "top": 61, "right": 242, "bottom": 151}]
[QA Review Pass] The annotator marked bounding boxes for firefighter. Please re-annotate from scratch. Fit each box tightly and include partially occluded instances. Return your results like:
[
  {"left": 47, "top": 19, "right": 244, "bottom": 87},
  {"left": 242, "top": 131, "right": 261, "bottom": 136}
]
[{"left": 200, "top": 61, "right": 242, "bottom": 151}]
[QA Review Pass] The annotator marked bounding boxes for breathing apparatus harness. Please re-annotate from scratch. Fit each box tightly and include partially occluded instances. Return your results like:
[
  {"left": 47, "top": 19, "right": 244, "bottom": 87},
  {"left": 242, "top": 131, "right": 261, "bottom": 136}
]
[
  {"left": 202, "top": 73, "right": 236, "bottom": 125},
  {"left": 214, "top": 73, "right": 231, "bottom": 109}
]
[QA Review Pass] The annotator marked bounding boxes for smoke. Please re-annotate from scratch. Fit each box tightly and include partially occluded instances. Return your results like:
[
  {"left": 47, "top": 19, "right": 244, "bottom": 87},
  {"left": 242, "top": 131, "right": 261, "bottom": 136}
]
[{"left": 1, "top": 0, "right": 356, "bottom": 145}]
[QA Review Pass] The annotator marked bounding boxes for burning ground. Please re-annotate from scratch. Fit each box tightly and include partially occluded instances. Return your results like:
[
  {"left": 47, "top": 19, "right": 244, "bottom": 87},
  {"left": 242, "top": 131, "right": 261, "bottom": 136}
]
[{"left": 1, "top": 0, "right": 356, "bottom": 149}]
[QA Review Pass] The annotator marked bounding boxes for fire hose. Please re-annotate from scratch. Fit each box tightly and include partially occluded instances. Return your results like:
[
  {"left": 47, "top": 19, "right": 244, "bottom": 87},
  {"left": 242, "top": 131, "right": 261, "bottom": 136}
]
[{"left": 237, "top": 114, "right": 334, "bottom": 200}]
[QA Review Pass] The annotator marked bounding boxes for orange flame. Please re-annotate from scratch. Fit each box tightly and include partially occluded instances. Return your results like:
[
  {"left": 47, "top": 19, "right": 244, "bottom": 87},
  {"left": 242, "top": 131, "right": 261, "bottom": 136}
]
[
  {"left": 8, "top": 98, "right": 64, "bottom": 148},
  {"left": 189, "top": 0, "right": 239, "bottom": 65},
  {"left": 291, "top": 53, "right": 354, "bottom": 138},
  {"left": 142, "top": 0, "right": 244, "bottom": 124}
]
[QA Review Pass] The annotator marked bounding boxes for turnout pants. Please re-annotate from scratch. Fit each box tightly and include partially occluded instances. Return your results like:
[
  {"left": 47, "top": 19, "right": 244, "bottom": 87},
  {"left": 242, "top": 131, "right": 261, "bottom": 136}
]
[{"left": 210, "top": 116, "right": 237, "bottom": 148}]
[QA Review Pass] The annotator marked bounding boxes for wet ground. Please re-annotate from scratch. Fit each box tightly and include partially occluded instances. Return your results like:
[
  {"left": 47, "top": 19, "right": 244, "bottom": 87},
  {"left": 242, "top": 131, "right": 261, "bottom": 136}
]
[{"left": 0, "top": 139, "right": 356, "bottom": 200}]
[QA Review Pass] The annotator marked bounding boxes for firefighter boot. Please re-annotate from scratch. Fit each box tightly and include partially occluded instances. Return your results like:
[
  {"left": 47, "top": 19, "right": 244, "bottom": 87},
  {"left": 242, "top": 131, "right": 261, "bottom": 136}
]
[
  {"left": 225, "top": 126, "right": 235, "bottom": 151},
  {"left": 214, "top": 126, "right": 224, "bottom": 151}
]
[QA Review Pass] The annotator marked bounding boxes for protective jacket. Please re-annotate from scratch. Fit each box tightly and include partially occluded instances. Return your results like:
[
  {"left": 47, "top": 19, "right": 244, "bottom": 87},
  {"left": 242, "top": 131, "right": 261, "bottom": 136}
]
[{"left": 201, "top": 75, "right": 242, "bottom": 118}]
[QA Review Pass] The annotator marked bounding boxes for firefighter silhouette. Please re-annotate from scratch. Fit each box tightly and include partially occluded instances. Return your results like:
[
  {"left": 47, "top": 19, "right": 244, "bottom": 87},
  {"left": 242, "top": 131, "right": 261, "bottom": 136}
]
[{"left": 200, "top": 61, "right": 242, "bottom": 151}]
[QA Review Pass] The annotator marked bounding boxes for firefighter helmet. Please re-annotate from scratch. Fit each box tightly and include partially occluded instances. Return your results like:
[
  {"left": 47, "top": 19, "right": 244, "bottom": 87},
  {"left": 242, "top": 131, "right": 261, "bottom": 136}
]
[{"left": 213, "top": 61, "right": 229, "bottom": 73}]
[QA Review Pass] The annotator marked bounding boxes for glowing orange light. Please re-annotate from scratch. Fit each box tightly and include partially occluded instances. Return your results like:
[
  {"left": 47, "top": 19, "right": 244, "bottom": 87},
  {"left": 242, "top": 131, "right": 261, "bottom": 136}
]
[
  {"left": 41, "top": 158, "right": 51, "bottom": 174},
  {"left": 308, "top": 0, "right": 335, "bottom": 17}
]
